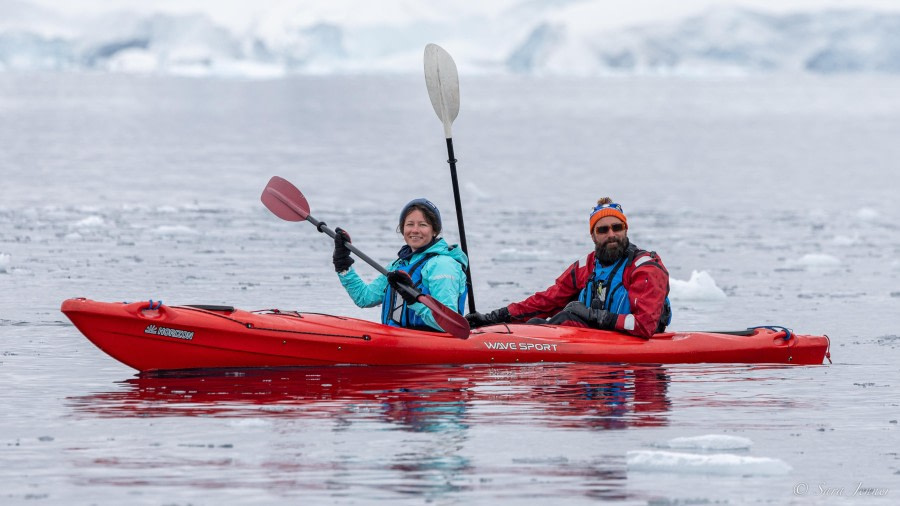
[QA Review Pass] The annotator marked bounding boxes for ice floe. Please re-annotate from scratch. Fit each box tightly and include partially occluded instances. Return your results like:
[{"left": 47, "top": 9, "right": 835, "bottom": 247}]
[
  {"left": 668, "top": 270, "right": 727, "bottom": 301},
  {"left": 856, "top": 207, "right": 880, "bottom": 221},
  {"left": 790, "top": 253, "right": 841, "bottom": 268},
  {"left": 654, "top": 434, "right": 753, "bottom": 451},
  {"left": 72, "top": 215, "right": 105, "bottom": 228},
  {"left": 494, "top": 248, "right": 549, "bottom": 262},
  {"left": 151, "top": 225, "right": 199, "bottom": 235},
  {"left": 627, "top": 450, "right": 792, "bottom": 475},
  {"left": 832, "top": 235, "right": 858, "bottom": 246}
]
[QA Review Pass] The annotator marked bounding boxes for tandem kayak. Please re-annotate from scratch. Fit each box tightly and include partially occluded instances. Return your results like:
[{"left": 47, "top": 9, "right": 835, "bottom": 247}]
[{"left": 61, "top": 298, "right": 831, "bottom": 372}]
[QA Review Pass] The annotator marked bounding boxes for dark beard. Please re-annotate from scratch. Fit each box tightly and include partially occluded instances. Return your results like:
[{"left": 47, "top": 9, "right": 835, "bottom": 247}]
[{"left": 595, "top": 236, "right": 628, "bottom": 265}]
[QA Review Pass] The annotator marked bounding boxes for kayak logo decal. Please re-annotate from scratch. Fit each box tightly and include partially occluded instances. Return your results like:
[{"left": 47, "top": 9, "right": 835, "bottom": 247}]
[
  {"left": 484, "top": 342, "right": 558, "bottom": 352},
  {"left": 144, "top": 324, "right": 194, "bottom": 341}
]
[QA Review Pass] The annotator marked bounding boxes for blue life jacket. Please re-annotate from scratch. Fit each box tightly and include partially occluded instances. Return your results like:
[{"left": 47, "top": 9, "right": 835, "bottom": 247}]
[
  {"left": 578, "top": 245, "right": 672, "bottom": 332},
  {"left": 381, "top": 251, "right": 468, "bottom": 331}
]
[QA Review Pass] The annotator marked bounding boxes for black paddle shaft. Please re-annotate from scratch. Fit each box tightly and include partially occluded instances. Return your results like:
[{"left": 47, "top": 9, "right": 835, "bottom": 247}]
[
  {"left": 304, "top": 213, "right": 390, "bottom": 277},
  {"left": 308, "top": 213, "right": 449, "bottom": 316},
  {"left": 445, "top": 138, "right": 476, "bottom": 313}
]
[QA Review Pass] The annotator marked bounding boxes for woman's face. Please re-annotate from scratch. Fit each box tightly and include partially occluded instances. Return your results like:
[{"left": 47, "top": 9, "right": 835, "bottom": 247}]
[{"left": 402, "top": 209, "right": 435, "bottom": 250}]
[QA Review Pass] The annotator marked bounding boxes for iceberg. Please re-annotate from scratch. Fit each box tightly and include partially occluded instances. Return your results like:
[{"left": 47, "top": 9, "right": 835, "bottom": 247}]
[{"left": 2, "top": 1, "right": 900, "bottom": 76}]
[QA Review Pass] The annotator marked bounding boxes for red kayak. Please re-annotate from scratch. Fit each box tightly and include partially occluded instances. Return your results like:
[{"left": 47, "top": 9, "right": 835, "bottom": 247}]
[{"left": 61, "top": 298, "right": 830, "bottom": 372}]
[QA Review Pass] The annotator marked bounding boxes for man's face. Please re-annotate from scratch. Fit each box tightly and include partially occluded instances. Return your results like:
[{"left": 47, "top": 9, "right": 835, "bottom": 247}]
[{"left": 592, "top": 216, "right": 628, "bottom": 263}]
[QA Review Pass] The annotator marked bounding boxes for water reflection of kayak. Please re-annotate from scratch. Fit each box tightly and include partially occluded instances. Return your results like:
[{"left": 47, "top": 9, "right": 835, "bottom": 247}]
[
  {"left": 68, "top": 364, "right": 671, "bottom": 431},
  {"left": 61, "top": 298, "right": 830, "bottom": 372}
]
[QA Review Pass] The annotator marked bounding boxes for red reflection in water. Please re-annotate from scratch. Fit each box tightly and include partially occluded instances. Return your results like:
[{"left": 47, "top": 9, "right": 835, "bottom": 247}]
[{"left": 69, "top": 364, "right": 670, "bottom": 431}]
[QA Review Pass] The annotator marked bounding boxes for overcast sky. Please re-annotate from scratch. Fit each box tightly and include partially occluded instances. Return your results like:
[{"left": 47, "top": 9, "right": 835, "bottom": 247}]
[{"left": 27, "top": 0, "right": 900, "bottom": 31}]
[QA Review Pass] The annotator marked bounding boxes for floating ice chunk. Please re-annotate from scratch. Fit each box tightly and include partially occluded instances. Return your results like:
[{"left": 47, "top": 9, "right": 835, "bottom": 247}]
[
  {"left": 857, "top": 208, "right": 879, "bottom": 221},
  {"left": 656, "top": 434, "right": 753, "bottom": 451},
  {"left": 669, "top": 270, "right": 726, "bottom": 301},
  {"left": 494, "top": 248, "right": 548, "bottom": 262},
  {"left": 152, "top": 225, "right": 198, "bottom": 235},
  {"left": 73, "top": 215, "right": 105, "bottom": 228},
  {"left": 0, "top": 253, "right": 10, "bottom": 273},
  {"left": 791, "top": 253, "right": 840, "bottom": 267},
  {"left": 832, "top": 235, "right": 857, "bottom": 246},
  {"left": 627, "top": 450, "right": 791, "bottom": 475}
]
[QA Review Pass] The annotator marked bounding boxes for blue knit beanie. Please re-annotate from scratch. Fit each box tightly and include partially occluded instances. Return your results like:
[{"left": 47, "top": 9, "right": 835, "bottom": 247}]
[{"left": 399, "top": 198, "right": 442, "bottom": 233}]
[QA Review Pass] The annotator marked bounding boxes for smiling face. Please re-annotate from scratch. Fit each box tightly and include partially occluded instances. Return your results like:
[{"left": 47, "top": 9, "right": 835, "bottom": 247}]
[{"left": 402, "top": 209, "right": 436, "bottom": 250}]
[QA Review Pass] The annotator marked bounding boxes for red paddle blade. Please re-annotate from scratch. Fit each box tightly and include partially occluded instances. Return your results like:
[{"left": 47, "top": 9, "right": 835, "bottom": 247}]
[
  {"left": 261, "top": 176, "right": 310, "bottom": 222},
  {"left": 417, "top": 294, "right": 470, "bottom": 339}
]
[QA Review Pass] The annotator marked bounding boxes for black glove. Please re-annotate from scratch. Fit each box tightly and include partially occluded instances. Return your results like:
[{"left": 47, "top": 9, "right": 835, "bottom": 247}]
[
  {"left": 563, "top": 301, "right": 616, "bottom": 329},
  {"left": 332, "top": 227, "right": 354, "bottom": 272},
  {"left": 465, "top": 307, "right": 510, "bottom": 328},
  {"left": 387, "top": 271, "right": 418, "bottom": 305}
]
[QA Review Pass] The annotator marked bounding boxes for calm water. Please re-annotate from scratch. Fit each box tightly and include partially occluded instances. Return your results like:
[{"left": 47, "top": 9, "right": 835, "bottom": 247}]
[{"left": 1, "top": 73, "right": 898, "bottom": 504}]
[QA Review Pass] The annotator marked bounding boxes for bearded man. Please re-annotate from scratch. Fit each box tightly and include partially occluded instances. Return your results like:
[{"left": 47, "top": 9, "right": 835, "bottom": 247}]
[{"left": 466, "top": 198, "right": 671, "bottom": 338}]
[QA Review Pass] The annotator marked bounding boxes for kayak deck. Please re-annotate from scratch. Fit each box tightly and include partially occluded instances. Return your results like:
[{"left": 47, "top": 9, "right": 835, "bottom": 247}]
[{"left": 61, "top": 298, "right": 831, "bottom": 372}]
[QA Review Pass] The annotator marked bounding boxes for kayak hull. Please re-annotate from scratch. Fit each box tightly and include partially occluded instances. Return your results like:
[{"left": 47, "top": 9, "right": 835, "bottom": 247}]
[{"left": 61, "top": 298, "right": 830, "bottom": 372}]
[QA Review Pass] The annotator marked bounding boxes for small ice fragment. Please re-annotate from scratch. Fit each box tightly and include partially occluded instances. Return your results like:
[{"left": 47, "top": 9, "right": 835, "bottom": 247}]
[
  {"left": 656, "top": 434, "right": 753, "bottom": 451},
  {"left": 627, "top": 450, "right": 791, "bottom": 475},
  {"left": 669, "top": 270, "right": 727, "bottom": 301}
]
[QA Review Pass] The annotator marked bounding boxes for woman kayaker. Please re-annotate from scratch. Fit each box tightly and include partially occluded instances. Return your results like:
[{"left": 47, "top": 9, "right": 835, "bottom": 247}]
[{"left": 332, "top": 198, "right": 469, "bottom": 332}]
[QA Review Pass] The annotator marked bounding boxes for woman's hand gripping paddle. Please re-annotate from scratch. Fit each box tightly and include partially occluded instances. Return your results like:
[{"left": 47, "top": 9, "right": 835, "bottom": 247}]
[{"left": 261, "top": 176, "right": 471, "bottom": 339}]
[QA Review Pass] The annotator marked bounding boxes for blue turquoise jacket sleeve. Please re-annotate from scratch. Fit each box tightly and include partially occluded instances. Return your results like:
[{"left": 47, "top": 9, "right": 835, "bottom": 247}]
[
  {"left": 336, "top": 238, "right": 468, "bottom": 332},
  {"left": 337, "top": 266, "right": 389, "bottom": 308}
]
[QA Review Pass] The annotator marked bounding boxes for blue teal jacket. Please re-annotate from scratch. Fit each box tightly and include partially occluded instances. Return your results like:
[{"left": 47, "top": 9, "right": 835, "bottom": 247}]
[{"left": 337, "top": 238, "right": 468, "bottom": 332}]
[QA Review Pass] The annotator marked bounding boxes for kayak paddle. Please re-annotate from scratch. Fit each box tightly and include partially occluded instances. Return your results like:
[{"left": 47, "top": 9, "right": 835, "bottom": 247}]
[
  {"left": 261, "top": 176, "right": 471, "bottom": 340},
  {"left": 424, "top": 43, "right": 476, "bottom": 313}
]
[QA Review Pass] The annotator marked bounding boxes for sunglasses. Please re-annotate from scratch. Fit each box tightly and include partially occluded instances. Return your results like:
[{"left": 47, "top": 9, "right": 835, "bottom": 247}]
[{"left": 593, "top": 223, "right": 626, "bottom": 235}]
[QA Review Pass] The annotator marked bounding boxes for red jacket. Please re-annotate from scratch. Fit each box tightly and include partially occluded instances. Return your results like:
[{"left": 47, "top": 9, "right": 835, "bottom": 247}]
[{"left": 507, "top": 245, "right": 670, "bottom": 338}]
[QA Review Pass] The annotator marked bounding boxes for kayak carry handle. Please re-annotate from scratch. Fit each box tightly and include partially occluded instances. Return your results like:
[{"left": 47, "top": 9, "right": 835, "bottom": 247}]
[
  {"left": 749, "top": 325, "right": 794, "bottom": 341},
  {"left": 122, "top": 300, "right": 169, "bottom": 320}
]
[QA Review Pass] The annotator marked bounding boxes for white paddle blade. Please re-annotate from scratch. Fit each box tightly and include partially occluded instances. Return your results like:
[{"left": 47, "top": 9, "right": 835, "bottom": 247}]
[{"left": 424, "top": 43, "right": 460, "bottom": 138}]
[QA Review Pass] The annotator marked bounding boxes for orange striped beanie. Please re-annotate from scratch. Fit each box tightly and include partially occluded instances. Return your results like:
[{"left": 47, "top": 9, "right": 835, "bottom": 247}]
[{"left": 589, "top": 200, "right": 627, "bottom": 233}]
